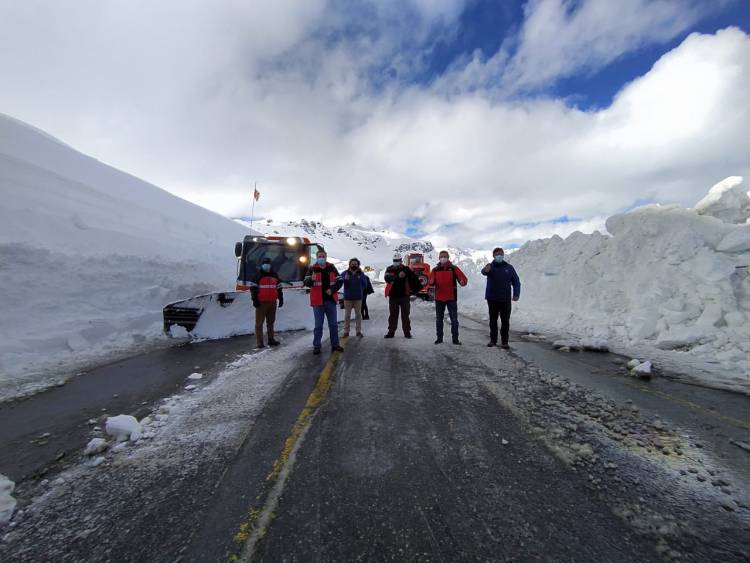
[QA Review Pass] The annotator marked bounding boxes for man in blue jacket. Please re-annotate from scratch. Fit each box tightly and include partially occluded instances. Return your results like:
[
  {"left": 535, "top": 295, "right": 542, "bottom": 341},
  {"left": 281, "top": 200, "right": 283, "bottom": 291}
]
[{"left": 481, "top": 247, "right": 521, "bottom": 349}]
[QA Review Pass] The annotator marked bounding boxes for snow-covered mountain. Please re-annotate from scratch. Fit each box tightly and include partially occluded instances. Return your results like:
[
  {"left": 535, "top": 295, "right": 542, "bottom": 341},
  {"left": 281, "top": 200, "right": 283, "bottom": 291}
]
[{"left": 0, "top": 113, "right": 256, "bottom": 400}]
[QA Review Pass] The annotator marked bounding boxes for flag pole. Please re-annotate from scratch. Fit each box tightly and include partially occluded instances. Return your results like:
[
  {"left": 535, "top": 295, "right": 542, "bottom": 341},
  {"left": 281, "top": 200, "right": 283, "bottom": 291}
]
[{"left": 250, "top": 181, "right": 257, "bottom": 231}]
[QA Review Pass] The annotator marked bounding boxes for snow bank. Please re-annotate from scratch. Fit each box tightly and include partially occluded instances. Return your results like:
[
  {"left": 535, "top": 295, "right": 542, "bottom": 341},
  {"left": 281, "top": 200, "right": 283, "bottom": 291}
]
[
  {"left": 483, "top": 177, "right": 750, "bottom": 394},
  {"left": 0, "top": 474, "right": 16, "bottom": 524},
  {"left": 0, "top": 113, "right": 255, "bottom": 401}
]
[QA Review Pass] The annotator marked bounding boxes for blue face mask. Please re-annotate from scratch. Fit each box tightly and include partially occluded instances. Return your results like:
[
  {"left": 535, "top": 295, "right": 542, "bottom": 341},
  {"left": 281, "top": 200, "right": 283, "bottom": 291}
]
[
  {"left": 494, "top": 255, "right": 505, "bottom": 263},
  {"left": 261, "top": 263, "right": 271, "bottom": 272},
  {"left": 316, "top": 257, "right": 326, "bottom": 266}
]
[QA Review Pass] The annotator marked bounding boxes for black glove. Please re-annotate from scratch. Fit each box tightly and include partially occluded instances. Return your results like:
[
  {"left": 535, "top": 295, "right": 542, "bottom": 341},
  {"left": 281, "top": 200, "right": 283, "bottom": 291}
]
[
  {"left": 278, "top": 297, "right": 284, "bottom": 308},
  {"left": 252, "top": 299, "right": 259, "bottom": 308}
]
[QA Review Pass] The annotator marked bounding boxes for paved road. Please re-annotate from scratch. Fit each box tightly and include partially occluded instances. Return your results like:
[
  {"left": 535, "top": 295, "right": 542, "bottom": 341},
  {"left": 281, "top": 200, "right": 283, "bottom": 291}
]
[{"left": 1, "top": 299, "right": 748, "bottom": 562}]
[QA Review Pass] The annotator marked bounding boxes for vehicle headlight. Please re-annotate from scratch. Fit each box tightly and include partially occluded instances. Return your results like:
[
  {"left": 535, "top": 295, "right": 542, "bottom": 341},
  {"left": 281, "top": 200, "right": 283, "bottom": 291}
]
[
  {"left": 299, "top": 256, "right": 308, "bottom": 263},
  {"left": 286, "top": 237, "right": 298, "bottom": 245}
]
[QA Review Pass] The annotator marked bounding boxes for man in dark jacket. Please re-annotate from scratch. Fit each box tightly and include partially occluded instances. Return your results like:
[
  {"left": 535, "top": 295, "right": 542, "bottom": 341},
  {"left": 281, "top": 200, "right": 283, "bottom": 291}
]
[
  {"left": 342, "top": 257, "right": 368, "bottom": 337},
  {"left": 428, "top": 250, "right": 468, "bottom": 345},
  {"left": 304, "top": 249, "right": 344, "bottom": 355},
  {"left": 250, "top": 257, "right": 284, "bottom": 348},
  {"left": 361, "top": 274, "right": 374, "bottom": 320},
  {"left": 384, "top": 253, "right": 422, "bottom": 338},
  {"left": 481, "top": 247, "right": 521, "bottom": 348}
]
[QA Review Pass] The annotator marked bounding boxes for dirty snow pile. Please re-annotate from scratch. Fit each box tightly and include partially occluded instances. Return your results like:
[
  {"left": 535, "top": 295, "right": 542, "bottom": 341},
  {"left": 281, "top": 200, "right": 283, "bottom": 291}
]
[
  {"left": 0, "top": 474, "right": 15, "bottom": 525},
  {"left": 0, "top": 113, "right": 260, "bottom": 401},
  {"left": 504, "top": 177, "right": 750, "bottom": 394}
]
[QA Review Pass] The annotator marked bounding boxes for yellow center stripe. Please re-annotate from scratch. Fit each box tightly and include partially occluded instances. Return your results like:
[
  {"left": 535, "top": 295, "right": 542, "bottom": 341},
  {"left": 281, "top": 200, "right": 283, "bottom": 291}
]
[{"left": 229, "top": 340, "right": 346, "bottom": 561}]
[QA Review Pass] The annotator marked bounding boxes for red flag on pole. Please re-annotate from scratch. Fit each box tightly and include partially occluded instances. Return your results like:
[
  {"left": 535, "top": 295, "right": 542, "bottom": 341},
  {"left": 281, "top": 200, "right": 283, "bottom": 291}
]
[{"left": 253, "top": 188, "right": 260, "bottom": 201}]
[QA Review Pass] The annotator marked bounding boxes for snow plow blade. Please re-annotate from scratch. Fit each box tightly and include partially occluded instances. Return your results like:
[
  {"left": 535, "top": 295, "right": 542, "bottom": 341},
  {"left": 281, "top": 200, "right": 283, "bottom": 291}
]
[
  {"left": 163, "top": 289, "right": 312, "bottom": 338},
  {"left": 163, "top": 291, "right": 239, "bottom": 334}
]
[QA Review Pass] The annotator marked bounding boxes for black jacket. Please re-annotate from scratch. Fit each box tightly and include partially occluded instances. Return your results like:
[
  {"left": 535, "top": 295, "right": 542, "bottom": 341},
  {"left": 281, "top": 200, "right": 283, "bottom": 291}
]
[{"left": 384, "top": 264, "right": 422, "bottom": 299}]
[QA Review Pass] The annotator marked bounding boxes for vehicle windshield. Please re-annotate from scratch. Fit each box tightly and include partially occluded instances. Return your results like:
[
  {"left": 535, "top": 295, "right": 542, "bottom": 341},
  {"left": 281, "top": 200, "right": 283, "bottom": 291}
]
[
  {"left": 410, "top": 256, "right": 422, "bottom": 264},
  {"left": 244, "top": 242, "right": 302, "bottom": 282}
]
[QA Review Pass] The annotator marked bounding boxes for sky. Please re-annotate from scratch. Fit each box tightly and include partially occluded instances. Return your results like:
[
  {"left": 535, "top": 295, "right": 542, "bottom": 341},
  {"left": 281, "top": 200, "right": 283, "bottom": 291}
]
[{"left": 1, "top": 0, "right": 749, "bottom": 249}]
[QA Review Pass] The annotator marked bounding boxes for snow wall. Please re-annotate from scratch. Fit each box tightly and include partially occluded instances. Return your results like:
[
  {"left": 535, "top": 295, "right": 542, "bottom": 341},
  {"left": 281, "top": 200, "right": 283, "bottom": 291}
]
[
  {"left": 0, "top": 113, "right": 257, "bottom": 401},
  {"left": 467, "top": 177, "right": 749, "bottom": 394}
]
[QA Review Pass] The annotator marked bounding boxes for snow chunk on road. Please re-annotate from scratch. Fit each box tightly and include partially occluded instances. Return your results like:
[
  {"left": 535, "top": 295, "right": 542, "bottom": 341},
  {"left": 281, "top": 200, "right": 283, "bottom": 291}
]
[
  {"left": 84, "top": 438, "right": 108, "bottom": 456},
  {"left": 0, "top": 474, "right": 16, "bottom": 524},
  {"left": 105, "top": 415, "right": 142, "bottom": 442},
  {"left": 187, "top": 373, "right": 203, "bottom": 380},
  {"left": 632, "top": 361, "right": 653, "bottom": 376}
]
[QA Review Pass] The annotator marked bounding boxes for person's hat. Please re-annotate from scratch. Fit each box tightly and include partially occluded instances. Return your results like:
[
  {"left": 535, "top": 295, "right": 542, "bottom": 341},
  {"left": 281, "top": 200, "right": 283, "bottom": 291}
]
[{"left": 393, "top": 253, "right": 402, "bottom": 261}]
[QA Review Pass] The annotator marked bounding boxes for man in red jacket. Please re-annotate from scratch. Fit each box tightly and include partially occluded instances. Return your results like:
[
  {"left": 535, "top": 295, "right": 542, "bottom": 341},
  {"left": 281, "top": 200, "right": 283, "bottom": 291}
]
[
  {"left": 303, "top": 249, "right": 344, "bottom": 355},
  {"left": 250, "top": 257, "right": 284, "bottom": 349},
  {"left": 428, "top": 250, "right": 468, "bottom": 345}
]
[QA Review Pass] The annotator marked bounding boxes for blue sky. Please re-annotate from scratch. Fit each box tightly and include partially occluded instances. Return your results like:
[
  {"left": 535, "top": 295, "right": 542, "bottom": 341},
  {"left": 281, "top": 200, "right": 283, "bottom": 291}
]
[{"left": 1, "top": 0, "right": 749, "bottom": 249}]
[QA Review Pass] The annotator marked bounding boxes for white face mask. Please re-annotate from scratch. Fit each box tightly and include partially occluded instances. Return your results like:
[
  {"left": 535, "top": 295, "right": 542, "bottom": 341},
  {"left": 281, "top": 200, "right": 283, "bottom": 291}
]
[{"left": 439, "top": 257, "right": 448, "bottom": 264}]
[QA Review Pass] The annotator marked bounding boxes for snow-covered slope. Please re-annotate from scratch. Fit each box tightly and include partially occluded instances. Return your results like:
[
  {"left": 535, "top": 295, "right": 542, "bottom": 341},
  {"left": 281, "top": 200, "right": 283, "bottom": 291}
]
[
  {"left": 485, "top": 178, "right": 750, "bottom": 394},
  {"left": 0, "top": 113, "right": 256, "bottom": 400}
]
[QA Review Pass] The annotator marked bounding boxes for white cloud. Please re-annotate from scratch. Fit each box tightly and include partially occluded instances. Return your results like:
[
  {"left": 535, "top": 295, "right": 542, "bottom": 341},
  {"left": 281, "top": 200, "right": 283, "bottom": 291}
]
[
  {"left": 0, "top": 2, "right": 748, "bottom": 250},
  {"left": 500, "top": 0, "right": 714, "bottom": 93}
]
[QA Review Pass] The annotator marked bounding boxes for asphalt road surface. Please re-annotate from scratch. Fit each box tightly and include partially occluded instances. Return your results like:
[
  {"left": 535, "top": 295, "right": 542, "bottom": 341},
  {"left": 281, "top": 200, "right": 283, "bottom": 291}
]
[{"left": 1, "top": 299, "right": 748, "bottom": 562}]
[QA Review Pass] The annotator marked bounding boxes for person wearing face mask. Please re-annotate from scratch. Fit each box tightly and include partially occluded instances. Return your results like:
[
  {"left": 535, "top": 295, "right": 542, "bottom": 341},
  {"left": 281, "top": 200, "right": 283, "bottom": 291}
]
[
  {"left": 384, "top": 253, "right": 422, "bottom": 338},
  {"left": 481, "top": 247, "right": 521, "bottom": 349},
  {"left": 250, "top": 256, "right": 284, "bottom": 348},
  {"left": 342, "top": 257, "right": 368, "bottom": 338},
  {"left": 304, "top": 249, "right": 344, "bottom": 354},
  {"left": 428, "top": 250, "right": 468, "bottom": 345}
]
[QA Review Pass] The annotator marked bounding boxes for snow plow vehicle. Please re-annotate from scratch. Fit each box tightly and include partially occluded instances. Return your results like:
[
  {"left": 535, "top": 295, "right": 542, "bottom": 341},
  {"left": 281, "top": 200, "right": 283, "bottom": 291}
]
[
  {"left": 162, "top": 235, "right": 323, "bottom": 334},
  {"left": 405, "top": 252, "right": 434, "bottom": 301}
]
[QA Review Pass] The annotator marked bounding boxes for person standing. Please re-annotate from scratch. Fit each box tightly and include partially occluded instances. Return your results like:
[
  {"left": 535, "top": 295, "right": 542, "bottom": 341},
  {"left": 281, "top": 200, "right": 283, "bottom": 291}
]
[
  {"left": 361, "top": 273, "right": 374, "bottom": 320},
  {"left": 384, "top": 253, "right": 422, "bottom": 339},
  {"left": 481, "top": 247, "right": 521, "bottom": 349},
  {"left": 428, "top": 250, "right": 468, "bottom": 345},
  {"left": 250, "top": 257, "right": 283, "bottom": 348},
  {"left": 304, "top": 249, "right": 344, "bottom": 355},
  {"left": 342, "top": 257, "right": 367, "bottom": 338}
]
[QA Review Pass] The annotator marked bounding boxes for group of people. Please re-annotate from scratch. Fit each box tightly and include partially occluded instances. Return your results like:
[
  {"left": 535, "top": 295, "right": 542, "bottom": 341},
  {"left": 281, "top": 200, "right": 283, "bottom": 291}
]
[{"left": 250, "top": 247, "right": 521, "bottom": 354}]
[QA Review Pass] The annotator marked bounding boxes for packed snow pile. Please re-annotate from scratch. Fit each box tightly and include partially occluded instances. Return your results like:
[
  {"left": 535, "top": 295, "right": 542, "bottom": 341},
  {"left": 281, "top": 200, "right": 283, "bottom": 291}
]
[
  {"left": 503, "top": 177, "right": 750, "bottom": 394},
  {"left": 0, "top": 113, "right": 255, "bottom": 401},
  {"left": 105, "top": 415, "right": 143, "bottom": 442},
  {"left": 0, "top": 473, "right": 16, "bottom": 524}
]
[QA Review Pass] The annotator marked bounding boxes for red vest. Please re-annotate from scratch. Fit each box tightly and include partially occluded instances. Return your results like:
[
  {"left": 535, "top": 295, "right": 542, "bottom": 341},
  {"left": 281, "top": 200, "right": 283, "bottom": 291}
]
[
  {"left": 309, "top": 266, "right": 339, "bottom": 306},
  {"left": 257, "top": 275, "right": 280, "bottom": 302}
]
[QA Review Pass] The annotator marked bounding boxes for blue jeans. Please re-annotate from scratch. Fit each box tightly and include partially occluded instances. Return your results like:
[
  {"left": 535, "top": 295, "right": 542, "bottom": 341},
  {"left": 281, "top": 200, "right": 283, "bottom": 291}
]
[
  {"left": 436, "top": 300, "right": 459, "bottom": 340},
  {"left": 313, "top": 301, "right": 339, "bottom": 349}
]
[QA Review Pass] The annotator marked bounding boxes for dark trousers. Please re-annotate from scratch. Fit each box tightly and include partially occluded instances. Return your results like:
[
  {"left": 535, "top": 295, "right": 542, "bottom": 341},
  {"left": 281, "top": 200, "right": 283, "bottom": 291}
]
[
  {"left": 488, "top": 300, "right": 512, "bottom": 344},
  {"left": 362, "top": 293, "right": 369, "bottom": 319},
  {"left": 436, "top": 300, "right": 458, "bottom": 340},
  {"left": 388, "top": 296, "right": 411, "bottom": 334}
]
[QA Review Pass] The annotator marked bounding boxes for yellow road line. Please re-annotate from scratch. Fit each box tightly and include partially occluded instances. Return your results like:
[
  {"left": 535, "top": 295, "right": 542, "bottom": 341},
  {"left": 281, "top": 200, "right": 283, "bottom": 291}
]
[{"left": 230, "top": 342, "right": 345, "bottom": 562}]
